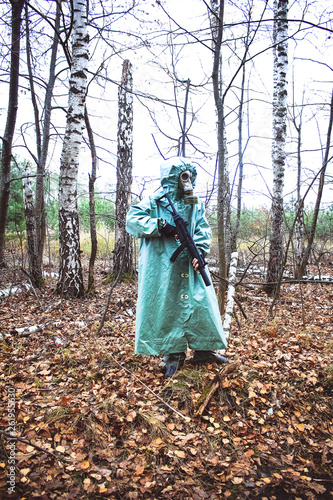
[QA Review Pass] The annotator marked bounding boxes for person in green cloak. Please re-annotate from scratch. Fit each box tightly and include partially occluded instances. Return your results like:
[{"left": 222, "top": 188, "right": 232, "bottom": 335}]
[{"left": 126, "top": 157, "right": 228, "bottom": 377}]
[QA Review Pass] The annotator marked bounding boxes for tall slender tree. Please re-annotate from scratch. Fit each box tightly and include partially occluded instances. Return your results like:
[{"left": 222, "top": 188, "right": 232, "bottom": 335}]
[
  {"left": 85, "top": 106, "right": 98, "bottom": 294},
  {"left": 0, "top": 0, "right": 25, "bottom": 267},
  {"left": 25, "top": 1, "right": 61, "bottom": 263},
  {"left": 290, "top": 91, "right": 305, "bottom": 280},
  {"left": 265, "top": 0, "right": 288, "bottom": 296},
  {"left": 299, "top": 90, "right": 333, "bottom": 276},
  {"left": 113, "top": 59, "right": 134, "bottom": 277},
  {"left": 56, "top": 0, "right": 89, "bottom": 298},
  {"left": 22, "top": 162, "right": 42, "bottom": 286},
  {"left": 210, "top": 0, "right": 229, "bottom": 313}
]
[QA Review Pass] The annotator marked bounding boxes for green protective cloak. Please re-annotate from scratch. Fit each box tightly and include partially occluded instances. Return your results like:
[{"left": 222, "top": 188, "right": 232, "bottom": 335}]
[{"left": 126, "top": 157, "right": 227, "bottom": 355}]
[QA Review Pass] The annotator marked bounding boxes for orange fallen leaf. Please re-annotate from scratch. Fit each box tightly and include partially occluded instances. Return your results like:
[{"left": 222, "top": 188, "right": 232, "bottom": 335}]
[{"left": 135, "top": 465, "right": 145, "bottom": 476}]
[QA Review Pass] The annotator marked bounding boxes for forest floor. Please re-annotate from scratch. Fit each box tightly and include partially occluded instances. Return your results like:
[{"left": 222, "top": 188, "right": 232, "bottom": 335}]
[{"left": 0, "top": 260, "right": 333, "bottom": 500}]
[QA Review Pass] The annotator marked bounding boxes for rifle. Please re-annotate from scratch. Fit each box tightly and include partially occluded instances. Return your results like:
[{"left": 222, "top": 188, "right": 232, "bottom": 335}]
[{"left": 157, "top": 192, "right": 211, "bottom": 287}]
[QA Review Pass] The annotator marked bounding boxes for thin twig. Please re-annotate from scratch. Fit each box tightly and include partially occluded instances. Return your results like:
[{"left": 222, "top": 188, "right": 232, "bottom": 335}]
[
  {"left": 234, "top": 296, "right": 247, "bottom": 320},
  {"left": 194, "top": 361, "right": 240, "bottom": 417},
  {"left": 110, "top": 354, "right": 189, "bottom": 421},
  {"left": 20, "top": 267, "right": 44, "bottom": 311},
  {"left": 0, "top": 430, "right": 65, "bottom": 462},
  {"left": 97, "top": 252, "right": 126, "bottom": 335}
]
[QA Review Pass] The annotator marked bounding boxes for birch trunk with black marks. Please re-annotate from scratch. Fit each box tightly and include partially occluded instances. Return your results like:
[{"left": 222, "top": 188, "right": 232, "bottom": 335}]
[
  {"left": 0, "top": 0, "right": 25, "bottom": 267},
  {"left": 56, "top": 0, "right": 88, "bottom": 298},
  {"left": 113, "top": 60, "right": 134, "bottom": 277},
  {"left": 265, "top": 0, "right": 288, "bottom": 296},
  {"left": 22, "top": 163, "right": 42, "bottom": 287}
]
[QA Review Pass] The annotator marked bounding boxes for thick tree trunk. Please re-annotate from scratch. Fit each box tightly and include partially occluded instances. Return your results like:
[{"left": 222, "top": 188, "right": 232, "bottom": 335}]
[
  {"left": 265, "top": 0, "right": 288, "bottom": 296},
  {"left": 56, "top": 0, "right": 88, "bottom": 298},
  {"left": 22, "top": 163, "right": 43, "bottom": 287},
  {"left": 0, "top": 0, "right": 24, "bottom": 267},
  {"left": 113, "top": 60, "right": 134, "bottom": 277}
]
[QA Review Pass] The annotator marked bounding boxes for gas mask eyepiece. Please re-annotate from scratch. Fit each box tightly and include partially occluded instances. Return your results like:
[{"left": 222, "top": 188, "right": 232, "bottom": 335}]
[{"left": 178, "top": 170, "right": 198, "bottom": 204}]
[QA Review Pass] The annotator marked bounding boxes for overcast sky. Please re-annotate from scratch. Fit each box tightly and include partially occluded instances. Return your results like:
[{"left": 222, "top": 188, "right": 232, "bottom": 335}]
[{"left": 0, "top": 0, "right": 332, "bottom": 209}]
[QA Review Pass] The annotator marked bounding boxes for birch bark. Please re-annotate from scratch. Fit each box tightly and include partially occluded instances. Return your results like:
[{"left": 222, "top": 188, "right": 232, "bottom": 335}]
[
  {"left": 113, "top": 60, "right": 134, "bottom": 277},
  {"left": 56, "top": 0, "right": 88, "bottom": 298},
  {"left": 265, "top": 0, "right": 288, "bottom": 296},
  {"left": 222, "top": 251, "right": 238, "bottom": 340},
  {"left": 22, "top": 163, "right": 42, "bottom": 287}
]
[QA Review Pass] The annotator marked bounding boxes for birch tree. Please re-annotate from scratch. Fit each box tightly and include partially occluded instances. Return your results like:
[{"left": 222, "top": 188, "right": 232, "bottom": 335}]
[
  {"left": 113, "top": 59, "right": 134, "bottom": 277},
  {"left": 0, "top": 0, "right": 25, "bottom": 267},
  {"left": 56, "top": 0, "right": 89, "bottom": 298},
  {"left": 22, "top": 162, "right": 42, "bottom": 286},
  {"left": 290, "top": 95, "right": 305, "bottom": 280},
  {"left": 265, "top": 0, "right": 288, "bottom": 296},
  {"left": 24, "top": 1, "right": 61, "bottom": 263}
]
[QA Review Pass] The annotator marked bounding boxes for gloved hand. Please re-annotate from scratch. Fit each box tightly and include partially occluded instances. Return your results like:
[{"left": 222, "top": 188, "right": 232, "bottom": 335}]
[{"left": 159, "top": 219, "right": 177, "bottom": 238}]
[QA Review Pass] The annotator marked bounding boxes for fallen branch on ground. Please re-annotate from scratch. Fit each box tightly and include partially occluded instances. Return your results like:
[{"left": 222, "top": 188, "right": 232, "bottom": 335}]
[{"left": 194, "top": 361, "right": 240, "bottom": 417}]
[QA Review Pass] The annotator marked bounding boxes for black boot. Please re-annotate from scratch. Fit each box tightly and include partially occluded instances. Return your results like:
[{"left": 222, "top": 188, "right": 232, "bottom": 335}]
[
  {"left": 193, "top": 350, "right": 228, "bottom": 365},
  {"left": 164, "top": 352, "right": 186, "bottom": 377}
]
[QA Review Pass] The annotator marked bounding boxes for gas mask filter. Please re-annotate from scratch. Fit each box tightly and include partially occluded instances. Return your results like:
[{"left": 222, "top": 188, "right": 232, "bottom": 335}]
[{"left": 178, "top": 170, "right": 198, "bottom": 204}]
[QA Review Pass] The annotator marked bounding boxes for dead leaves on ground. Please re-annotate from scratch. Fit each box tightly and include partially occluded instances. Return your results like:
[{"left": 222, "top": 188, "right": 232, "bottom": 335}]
[{"left": 0, "top": 268, "right": 333, "bottom": 499}]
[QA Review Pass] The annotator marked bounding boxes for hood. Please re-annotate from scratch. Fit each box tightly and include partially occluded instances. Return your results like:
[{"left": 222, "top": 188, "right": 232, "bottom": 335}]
[{"left": 160, "top": 157, "right": 197, "bottom": 198}]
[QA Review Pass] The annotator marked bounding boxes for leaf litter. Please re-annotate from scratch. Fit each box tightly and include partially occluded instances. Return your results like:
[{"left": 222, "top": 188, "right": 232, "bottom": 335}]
[{"left": 0, "top": 264, "right": 332, "bottom": 499}]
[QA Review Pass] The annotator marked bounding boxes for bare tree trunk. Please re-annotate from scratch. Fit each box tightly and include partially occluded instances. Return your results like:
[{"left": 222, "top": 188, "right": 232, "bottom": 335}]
[
  {"left": 293, "top": 109, "right": 305, "bottom": 279},
  {"left": 265, "top": 0, "right": 288, "bottom": 296},
  {"left": 0, "top": 0, "right": 25, "bottom": 267},
  {"left": 232, "top": 62, "right": 246, "bottom": 253},
  {"left": 85, "top": 106, "right": 98, "bottom": 293},
  {"left": 56, "top": 0, "right": 88, "bottom": 298},
  {"left": 113, "top": 60, "right": 134, "bottom": 277},
  {"left": 22, "top": 163, "right": 43, "bottom": 287},
  {"left": 37, "top": 2, "right": 61, "bottom": 263},
  {"left": 299, "top": 90, "right": 333, "bottom": 276},
  {"left": 178, "top": 78, "right": 191, "bottom": 157},
  {"left": 210, "top": 0, "right": 228, "bottom": 314}
]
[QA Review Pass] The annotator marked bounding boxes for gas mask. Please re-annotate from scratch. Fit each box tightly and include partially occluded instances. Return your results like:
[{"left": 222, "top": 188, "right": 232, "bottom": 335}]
[{"left": 178, "top": 170, "right": 198, "bottom": 204}]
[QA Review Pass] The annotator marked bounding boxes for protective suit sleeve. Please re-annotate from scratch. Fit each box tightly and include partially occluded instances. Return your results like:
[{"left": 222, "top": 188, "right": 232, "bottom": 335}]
[
  {"left": 126, "top": 198, "right": 161, "bottom": 238},
  {"left": 193, "top": 202, "right": 212, "bottom": 258}
]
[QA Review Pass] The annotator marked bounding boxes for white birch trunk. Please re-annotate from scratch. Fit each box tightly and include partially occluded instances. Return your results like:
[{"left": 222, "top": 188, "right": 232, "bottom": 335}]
[
  {"left": 57, "top": 0, "right": 88, "bottom": 298},
  {"left": 222, "top": 251, "right": 238, "bottom": 340},
  {"left": 113, "top": 60, "right": 134, "bottom": 276},
  {"left": 23, "top": 162, "right": 42, "bottom": 286},
  {"left": 265, "top": 0, "right": 288, "bottom": 295}
]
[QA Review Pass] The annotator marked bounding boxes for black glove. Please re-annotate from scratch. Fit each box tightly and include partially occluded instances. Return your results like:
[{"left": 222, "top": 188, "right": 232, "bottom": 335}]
[{"left": 159, "top": 220, "right": 177, "bottom": 238}]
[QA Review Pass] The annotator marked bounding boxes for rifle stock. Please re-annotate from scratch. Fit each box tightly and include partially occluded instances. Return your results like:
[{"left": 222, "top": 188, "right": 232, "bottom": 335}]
[{"left": 157, "top": 192, "right": 211, "bottom": 287}]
